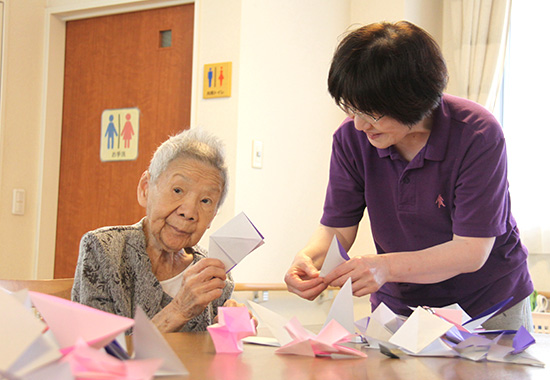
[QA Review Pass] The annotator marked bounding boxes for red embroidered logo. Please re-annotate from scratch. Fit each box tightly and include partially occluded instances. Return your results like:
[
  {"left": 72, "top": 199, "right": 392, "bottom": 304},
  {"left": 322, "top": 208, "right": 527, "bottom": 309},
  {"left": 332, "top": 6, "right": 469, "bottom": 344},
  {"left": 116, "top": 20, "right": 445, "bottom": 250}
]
[{"left": 435, "top": 194, "right": 446, "bottom": 208}]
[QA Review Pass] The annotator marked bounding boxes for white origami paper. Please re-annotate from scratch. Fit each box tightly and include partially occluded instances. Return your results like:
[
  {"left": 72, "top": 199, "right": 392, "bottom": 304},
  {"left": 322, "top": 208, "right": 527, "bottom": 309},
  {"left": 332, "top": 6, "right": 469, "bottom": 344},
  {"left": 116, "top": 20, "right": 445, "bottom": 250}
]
[
  {"left": 0, "top": 290, "right": 58, "bottom": 378},
  {"left": 388, "top": 307, "right": 454, "bottom": 355},
  {"left": 244, "top": 301, "right": 294, "bottom": 347},
  {"left": 319, "top": 235, "right": 350, "bottom": 277},
  {"left": 323, "top": 277, "right": 355, "bottom": 334},
  {"left": 133, "top": 306, "right": 189, "bottom": 376},
  {"left": 209, "top": 212, "right": 264, "bottom": 272}
]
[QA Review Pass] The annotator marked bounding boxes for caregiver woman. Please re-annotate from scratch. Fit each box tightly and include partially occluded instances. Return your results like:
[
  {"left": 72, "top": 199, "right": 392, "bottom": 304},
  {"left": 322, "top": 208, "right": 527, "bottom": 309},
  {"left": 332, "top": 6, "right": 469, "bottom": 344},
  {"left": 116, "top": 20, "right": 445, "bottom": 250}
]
[{"left": 284, "top": 21, "right": 533, "bottom": 331}]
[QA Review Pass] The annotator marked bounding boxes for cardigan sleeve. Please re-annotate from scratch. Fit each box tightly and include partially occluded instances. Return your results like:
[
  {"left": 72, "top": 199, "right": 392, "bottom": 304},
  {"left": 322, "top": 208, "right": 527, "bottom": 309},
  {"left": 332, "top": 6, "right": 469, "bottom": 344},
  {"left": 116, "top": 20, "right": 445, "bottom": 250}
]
[{"left": 72, "top": 231, "right": 118, "bottom": 315}]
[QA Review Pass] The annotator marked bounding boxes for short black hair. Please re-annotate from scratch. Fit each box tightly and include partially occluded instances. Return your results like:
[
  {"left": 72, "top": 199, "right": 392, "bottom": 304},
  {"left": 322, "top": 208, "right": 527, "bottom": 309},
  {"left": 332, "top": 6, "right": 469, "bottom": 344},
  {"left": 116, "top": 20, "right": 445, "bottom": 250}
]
[{"left": 328, "top": 21, "right": 448, "bottom": 126}]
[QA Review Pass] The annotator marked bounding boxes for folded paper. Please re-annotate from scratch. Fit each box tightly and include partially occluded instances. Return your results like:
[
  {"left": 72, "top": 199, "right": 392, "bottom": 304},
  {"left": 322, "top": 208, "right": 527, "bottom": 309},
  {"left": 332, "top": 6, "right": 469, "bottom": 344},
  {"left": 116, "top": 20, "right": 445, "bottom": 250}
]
[
  {"left": 0, "top": 290, "right": 52, "bottom": 376},
  {"left": 62, "top": 338, "right": 162, "bottom": 380},
  {"left": 208, "top": 307, "right": 257, "bottom": 353},
  {"left": 29, "top": 291, "right": 134, "bottom": 353},
  {"left": 0, "top": 289, "right": 192, "bottom": 379},
  {"left": 363, "top": 301, "right": 544, "bottom": 366},
  {"left": 323, "top": 277, "right": 355, "bottom": 334},
  {"left": 245, "top": 301, "right": 293, "bottom": 347},
  {"left": 276, "top": 318, "right": 366, "bottom": 358},
  {"left": 133, "top": 306, "right": 189, "bottom": 376},
  {"left": 209, "top": 212, "right": 264, "bottom": 272},
  {"left": 319, "top": 235, "right": 350, "bottom": 277},
  {"left": 462, "top": 297, "right": 513, "bottom": 332}
]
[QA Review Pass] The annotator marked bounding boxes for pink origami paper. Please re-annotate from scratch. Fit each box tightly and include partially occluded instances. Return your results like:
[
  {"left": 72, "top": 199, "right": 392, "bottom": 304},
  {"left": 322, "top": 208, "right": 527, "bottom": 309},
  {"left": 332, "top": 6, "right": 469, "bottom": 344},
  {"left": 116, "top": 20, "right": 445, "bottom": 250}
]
[
  {"left": 28, "top": 291, "right": 134, "bottom": 353},
  {"left": 62, "top": 338, "right": 162, "bottom": 380},
  {"left": 207, "top": 307, "right": 256, "bottom": 353},
  {"left": 275, "top": 317, "right": 367, "bottom": 358}
]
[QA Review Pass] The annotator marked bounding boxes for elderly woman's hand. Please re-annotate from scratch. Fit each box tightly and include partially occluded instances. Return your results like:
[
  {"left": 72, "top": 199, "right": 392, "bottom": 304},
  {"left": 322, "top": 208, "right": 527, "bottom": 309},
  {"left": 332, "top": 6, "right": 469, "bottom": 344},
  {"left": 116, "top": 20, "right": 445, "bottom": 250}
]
[
  {"left": 322, "top": 255, "right": 389, "bottom": 297},
  {"left": 171, "top": 258, "right": 228, "bottom": 321}
]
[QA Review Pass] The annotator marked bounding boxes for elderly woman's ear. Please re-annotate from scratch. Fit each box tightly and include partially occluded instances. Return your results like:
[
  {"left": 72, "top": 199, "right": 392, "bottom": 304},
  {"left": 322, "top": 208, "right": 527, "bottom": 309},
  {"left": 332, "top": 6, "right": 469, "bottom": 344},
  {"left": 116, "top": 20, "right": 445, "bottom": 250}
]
[{"left": 137, "top": 170, "right": 150, "bottom": 208}]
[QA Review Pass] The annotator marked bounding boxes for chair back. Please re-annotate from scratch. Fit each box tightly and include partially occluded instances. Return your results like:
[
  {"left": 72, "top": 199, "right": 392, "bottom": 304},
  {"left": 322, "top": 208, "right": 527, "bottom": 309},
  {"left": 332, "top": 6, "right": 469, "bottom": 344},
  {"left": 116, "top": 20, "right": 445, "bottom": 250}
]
[{"left": 0, "top": 278, "right": 74, "bottom": 300}]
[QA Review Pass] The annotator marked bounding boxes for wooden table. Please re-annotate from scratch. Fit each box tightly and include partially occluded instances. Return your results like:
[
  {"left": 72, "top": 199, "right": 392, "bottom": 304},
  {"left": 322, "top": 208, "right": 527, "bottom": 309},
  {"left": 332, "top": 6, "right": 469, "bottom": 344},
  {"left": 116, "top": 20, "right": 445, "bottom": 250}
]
[{"left": 160, "top": 331, "right": 550, "bottom": 380}]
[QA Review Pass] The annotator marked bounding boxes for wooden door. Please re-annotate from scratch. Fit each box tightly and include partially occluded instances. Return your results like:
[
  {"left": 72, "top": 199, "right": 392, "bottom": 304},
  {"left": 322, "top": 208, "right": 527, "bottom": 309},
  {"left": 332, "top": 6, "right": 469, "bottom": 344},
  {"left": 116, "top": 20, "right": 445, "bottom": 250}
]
[{"left": 54, "top": 4, "right": 194, "bottom": 278}]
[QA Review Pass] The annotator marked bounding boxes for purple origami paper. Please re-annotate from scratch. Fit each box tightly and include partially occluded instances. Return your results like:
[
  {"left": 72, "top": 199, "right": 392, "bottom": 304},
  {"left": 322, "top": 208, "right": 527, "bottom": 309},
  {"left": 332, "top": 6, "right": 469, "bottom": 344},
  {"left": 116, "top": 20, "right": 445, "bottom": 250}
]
[{"left": 512, "top": 326, "right": 536, "bottom": 354}]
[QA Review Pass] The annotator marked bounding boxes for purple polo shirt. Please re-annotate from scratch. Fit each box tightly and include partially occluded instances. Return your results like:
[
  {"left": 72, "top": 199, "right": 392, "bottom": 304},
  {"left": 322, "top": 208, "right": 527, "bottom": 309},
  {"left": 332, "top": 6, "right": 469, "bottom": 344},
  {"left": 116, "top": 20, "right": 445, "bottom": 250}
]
[{"left": 321, "top": 94, "right": 533, "bottom": 317}]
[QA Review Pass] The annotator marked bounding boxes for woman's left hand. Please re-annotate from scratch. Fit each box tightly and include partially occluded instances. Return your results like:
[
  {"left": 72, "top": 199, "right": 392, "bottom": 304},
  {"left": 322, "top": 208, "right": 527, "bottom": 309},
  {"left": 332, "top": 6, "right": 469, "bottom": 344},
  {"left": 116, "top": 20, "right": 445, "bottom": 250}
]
[
  {"left": 322, "top": 255, "right": 390, "bottom": 297},
  {"left": 214, "top": 299, "right": 259, "bottom": 328}
]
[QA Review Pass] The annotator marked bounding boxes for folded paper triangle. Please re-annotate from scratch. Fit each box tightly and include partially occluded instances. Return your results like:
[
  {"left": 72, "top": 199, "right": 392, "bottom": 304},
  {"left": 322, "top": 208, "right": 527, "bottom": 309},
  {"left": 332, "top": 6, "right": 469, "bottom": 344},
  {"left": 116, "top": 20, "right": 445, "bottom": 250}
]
[
  {"left": 323, "top": 277, "right": 355, "bottom": 334},
  {"left": 209, "top": 212, "right": 264, "bottom": 272},
  {"left": 0, "top": 290, "right": 48, "bottom": 373},
  {"left": 319, "top": 236, "right": 350, "bottom": 277},
  {"left": 133, "top": 306, "right": 189, "bottom": 376},
  {"left": 29, "top": 291, "right": 134, "bottom": 353}
]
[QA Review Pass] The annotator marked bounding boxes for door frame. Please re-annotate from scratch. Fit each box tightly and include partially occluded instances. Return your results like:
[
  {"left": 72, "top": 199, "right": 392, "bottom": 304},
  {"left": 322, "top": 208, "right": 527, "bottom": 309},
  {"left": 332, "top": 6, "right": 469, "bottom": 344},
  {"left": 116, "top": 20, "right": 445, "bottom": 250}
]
[{"left": 35, "top": 0, "right": 198, "bottom": 278}]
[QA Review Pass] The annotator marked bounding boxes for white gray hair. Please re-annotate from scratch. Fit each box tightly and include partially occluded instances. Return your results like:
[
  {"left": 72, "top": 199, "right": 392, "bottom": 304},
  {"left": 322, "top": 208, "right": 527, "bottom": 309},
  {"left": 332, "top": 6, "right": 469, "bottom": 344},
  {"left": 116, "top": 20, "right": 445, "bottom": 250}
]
[{"left": 148, "top": 128, "right": 228, "bottom": 207}]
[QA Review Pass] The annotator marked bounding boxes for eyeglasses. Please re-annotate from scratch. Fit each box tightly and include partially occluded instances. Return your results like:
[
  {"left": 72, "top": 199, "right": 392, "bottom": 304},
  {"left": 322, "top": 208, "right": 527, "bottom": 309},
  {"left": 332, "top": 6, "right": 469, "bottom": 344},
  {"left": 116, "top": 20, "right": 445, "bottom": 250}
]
[{"left": 343, "top": 107, "right": 385, "bottom": 124}]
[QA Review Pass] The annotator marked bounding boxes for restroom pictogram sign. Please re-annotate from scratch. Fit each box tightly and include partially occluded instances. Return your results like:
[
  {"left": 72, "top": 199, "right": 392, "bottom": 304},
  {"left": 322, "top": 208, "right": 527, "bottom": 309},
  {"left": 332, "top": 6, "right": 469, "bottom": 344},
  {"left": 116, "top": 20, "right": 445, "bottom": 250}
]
[
  {"left": 203, "top": 62, "right": 232, "bottom": 99},
  {"left": 100, "top": 108, "right": 140, "bottom": 162}
]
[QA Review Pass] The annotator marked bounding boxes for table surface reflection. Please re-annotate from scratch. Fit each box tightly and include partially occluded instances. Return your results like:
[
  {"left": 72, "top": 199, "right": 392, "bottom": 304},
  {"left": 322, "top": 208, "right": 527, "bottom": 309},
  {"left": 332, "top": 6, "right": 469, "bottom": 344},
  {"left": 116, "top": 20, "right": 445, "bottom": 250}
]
[{"left": 160, "top": 331, "right": 550, "bottom": 380}]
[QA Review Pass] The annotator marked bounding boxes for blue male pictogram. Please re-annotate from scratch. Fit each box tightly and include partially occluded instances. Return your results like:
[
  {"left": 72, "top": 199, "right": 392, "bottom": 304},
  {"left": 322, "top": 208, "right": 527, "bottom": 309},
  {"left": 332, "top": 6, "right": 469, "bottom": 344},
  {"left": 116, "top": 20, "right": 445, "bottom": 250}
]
[
  {"left": 208, "top": 68, "right": 213, "bottom": 87},
  {"left": 105, "top": 114, "right": 118, "bottom": 149}
]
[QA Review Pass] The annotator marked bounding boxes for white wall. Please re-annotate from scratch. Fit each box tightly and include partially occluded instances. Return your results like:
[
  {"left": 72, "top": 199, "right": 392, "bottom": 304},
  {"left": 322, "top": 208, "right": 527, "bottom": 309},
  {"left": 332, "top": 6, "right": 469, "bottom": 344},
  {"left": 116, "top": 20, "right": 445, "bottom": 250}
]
[{"left": 228, "top": 1, "right": 352, "bottom": 283}]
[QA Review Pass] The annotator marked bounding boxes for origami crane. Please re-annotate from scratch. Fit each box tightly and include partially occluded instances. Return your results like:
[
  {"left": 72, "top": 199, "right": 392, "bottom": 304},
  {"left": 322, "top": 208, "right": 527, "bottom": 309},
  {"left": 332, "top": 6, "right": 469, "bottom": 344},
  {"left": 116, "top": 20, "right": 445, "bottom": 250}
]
[
  {"left": 207, "top": 307, "right": 257, "bottom": 353},
  {"left": 209, "top": 212, "right": 264, "bottom": 272},
  {"left": 244, "top": 277, "right": 357, "bottom": 348},
  {"left": 275, "top": 317, "right": 367, "bottom": 358}
]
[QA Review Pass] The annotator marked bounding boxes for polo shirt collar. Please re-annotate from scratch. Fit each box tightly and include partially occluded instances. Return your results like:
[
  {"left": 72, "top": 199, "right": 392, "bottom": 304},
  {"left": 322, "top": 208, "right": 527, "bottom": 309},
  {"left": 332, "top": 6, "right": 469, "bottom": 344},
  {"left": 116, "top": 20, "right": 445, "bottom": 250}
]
[{"left": 376, "top": 95, "right": 451, "bottom": 162}]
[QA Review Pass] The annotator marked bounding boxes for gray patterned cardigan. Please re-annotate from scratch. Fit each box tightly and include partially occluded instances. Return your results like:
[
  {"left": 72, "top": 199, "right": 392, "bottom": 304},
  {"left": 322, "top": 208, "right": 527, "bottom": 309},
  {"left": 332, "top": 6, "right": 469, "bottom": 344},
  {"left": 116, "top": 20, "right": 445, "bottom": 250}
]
[{"left": 71, "top": 218, "right": 234, "bottom": 332}]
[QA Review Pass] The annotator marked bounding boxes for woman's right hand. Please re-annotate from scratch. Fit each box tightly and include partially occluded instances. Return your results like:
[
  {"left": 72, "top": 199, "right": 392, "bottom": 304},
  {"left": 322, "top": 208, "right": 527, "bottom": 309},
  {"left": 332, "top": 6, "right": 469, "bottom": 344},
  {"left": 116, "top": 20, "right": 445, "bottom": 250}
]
[
  {"left": 171, "top": 258, "right": 227, "bottom": 321},
  {"left": 284, "top": 252, "right": 327, "bottom": 301}
]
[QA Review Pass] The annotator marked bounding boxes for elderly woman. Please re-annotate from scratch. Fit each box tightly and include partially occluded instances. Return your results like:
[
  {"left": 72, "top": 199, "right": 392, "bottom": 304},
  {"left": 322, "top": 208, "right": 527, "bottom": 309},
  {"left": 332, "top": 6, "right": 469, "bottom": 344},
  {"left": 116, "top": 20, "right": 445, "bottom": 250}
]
[
  {"left": 73, "top": 128, "right": 246, "bottom": 332},
  {"left": 285, "top": 21, "right": 534, "bottom": 331}
]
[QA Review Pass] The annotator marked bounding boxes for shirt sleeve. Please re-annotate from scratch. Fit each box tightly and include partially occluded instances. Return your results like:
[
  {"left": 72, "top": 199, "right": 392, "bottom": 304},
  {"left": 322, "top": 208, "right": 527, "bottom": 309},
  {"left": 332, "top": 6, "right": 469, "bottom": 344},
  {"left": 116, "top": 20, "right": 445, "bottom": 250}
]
[
  {"left": 321, "top": 127, "right": 367, "bottom": 228},
  {"left": 452, "top": 125, "right": 509, "bottom": 237}
]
